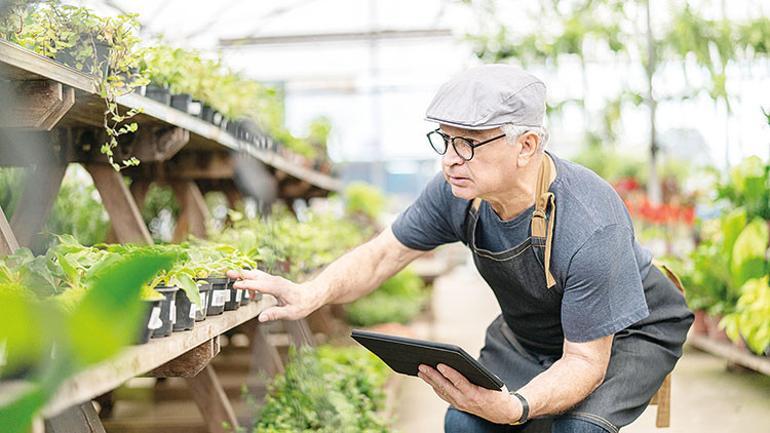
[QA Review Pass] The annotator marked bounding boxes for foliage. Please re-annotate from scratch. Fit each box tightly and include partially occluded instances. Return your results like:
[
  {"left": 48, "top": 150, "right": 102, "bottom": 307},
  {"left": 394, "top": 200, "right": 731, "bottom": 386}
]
[
  {"left": 721, "top": 276, "right": 770, "bottom": 355},
  {"left": 345, "top": 268, "right": 428, "bottom": 327},
  {"left": 45, "top": 165, "right": 109, "bottom": 246},
  {"left": 0, "top": 248, "right": 178, "bottom": 433},
  {"left": 253, "top": 345, "right": 390, "bottom": 433},
  {"left": 343, "top": 182, "right": 386, "bottom": 223}
]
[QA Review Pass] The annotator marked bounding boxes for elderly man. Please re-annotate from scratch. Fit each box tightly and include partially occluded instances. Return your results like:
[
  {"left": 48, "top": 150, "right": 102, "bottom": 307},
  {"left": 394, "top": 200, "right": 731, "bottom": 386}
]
[{"left": 230, "top": 65, "right": 693, "bottom": 432}]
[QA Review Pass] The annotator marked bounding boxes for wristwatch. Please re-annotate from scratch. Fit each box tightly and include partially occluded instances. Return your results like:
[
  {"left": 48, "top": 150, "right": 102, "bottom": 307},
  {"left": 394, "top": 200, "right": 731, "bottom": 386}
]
[{"left": 509, "top": 391, "right": 530, "bottom": 425}]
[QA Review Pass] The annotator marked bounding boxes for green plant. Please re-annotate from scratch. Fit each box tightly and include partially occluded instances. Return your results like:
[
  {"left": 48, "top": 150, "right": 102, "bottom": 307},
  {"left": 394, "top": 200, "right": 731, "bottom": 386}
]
[
  {"left": 721, "top": 276, "right": 770, "bottom": 355},
  {"left": 345, "top": 268, "right": 428, "bottom": 327},
  {"left": 253, "top": 345, "right": 390, "bottom": 433},
  {"left": 344, "top": 182, "right": 386, "bottom": 223},
  {"left": 0, "top": 248, "right": 179, "bottom": 433}
]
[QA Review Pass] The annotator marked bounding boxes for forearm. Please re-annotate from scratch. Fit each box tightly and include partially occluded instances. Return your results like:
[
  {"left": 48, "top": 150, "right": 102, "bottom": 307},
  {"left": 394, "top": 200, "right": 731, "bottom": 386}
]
[{"left": 311, "top": 227, "right": 423, "bottom": 306}]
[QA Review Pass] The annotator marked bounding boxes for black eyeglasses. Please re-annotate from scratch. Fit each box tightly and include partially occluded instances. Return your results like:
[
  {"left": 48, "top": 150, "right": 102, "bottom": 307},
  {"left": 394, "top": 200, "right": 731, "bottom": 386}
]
[{"left": 426, "top": 128, "right": 506, "bottom": 161}]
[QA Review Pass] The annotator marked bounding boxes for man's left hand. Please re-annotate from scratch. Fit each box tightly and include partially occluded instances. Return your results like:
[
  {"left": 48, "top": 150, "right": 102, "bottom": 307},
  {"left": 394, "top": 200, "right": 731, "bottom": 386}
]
[{"left": 417, "top": 363, "right": 521, "bottom": 424}]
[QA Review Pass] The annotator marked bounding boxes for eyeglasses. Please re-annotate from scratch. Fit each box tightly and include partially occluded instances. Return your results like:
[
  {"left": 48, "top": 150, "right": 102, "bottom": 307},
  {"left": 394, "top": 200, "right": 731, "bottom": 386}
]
[{"left": 426, "top": 128, "right": 506, "bottom": 161}]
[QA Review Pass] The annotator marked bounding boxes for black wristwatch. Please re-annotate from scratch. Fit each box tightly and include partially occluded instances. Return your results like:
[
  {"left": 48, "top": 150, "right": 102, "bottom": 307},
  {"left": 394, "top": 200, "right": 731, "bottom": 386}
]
[{"left": 509, "top": 391, "right": 530, "bottom": 425}]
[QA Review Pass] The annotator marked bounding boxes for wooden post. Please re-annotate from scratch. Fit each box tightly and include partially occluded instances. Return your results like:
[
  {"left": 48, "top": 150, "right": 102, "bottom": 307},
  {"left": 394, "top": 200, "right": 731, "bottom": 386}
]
[
  {"left": 44, "top": 401, "right": 105, "bottom": 433},
  {"left": 84, "top": 163, "right": 152, "bottom": 244},
  {"left": 10, "top": 162, "right": 68, "bottom": 247},
  {"left": 183, "top": 365, "right": 239, "bottom": 433},
  {"left": 171, "top": 180, "right": 210, "bottom": 242},
  {"left": 244, "top": 320, "right": 284, "bottom": 377},
  {"left": 0, "top": 81, "right": 75, "bottom": 130},
  {"left": 0, "top": 205, "right": 19, "bottom": 255},
  {"left": 105, "top": 179, "right": 152, "bottom": 243},
  {"left": 284, "top": 319, "right": 316, "bottom": 348}
]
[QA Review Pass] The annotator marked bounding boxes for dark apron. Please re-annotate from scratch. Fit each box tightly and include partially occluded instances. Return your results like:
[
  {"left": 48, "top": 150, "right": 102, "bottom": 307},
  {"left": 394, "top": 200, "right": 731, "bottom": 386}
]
[{"left": 465, "top": 155, "right": 694, "bottom": 432}]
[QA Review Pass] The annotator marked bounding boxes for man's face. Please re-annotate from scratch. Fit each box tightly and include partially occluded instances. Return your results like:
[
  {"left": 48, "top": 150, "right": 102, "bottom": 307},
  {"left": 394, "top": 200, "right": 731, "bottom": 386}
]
[{"left": 439, "top": 125, "right": 520, "bottom": 200}]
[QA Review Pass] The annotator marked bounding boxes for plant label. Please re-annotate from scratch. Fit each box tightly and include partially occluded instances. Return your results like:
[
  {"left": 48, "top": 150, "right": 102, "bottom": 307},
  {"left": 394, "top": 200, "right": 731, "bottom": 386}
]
[
  {"left": 212, "top": 289, "right": 227, "bottom": 307},
  {"left": 236, "top": 290, "right": 243, "bottom": 302},
  {"left": 148, "top": 306, "right": 163, "bottom": 330},
  {"left": 189, "top": 304, "right": 198, "bottom": 320},
  {"left": 170, "top": 302, "right": 177, "bottom": 324}
]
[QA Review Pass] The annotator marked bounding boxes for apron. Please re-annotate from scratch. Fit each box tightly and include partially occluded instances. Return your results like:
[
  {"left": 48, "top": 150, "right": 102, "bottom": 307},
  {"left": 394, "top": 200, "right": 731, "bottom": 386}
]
[{"left": 466, "top": 155, "right": 694, "bottom": 432}]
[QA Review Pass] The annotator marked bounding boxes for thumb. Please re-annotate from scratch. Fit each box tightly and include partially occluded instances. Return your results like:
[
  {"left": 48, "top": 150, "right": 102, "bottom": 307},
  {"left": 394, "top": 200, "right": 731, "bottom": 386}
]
[{"left": 258, "top": 306, "right": 292, "bottom": 322}]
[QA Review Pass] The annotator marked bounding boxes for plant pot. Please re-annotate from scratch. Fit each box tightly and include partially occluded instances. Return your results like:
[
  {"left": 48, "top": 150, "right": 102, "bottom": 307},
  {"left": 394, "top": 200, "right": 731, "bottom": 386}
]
[
  {"left": 189, "top": 99, "right": 203, "bottom": 116},
  {"left": 145, "top": 85, "right": 171, "bottom": 105},
  {"left": 704, "top": 313, "right": 729, "bottom": 342},
  {"left": 170, "top": 93, "right": 192, "bottom": 112},
  {"left": 224, "top": 279, "right": 241, "bottom": 311},
  {"left": 195, "top": 281, "right": 211, "bottom": 322},
  {"left": 172, "top": 289, "right": 196, "bottom": 332},
  {"left": 136, "top": 300, "right": 163, "bottom": 344},
  {"left": 691, "top": 309, "right": 708, "bottom": 336},
  {"left": 151, "top": 286, "right": 179, "bottom": 339},
  {"left": 200, "top": 104, "right": 215, "bottom": 123},
  {"left": 135, "top": 85, "right": 147, "bottom": 96},
  {"left": 54, "top": 41, "right": 110, "bottom": 78},
  {"left": 205, "top": 277, "right": 229, "bottom": 316}
]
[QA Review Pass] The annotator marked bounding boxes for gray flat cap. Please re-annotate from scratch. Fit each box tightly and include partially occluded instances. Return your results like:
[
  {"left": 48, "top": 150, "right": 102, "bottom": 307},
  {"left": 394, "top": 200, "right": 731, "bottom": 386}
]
[{"left": 425, "top": 64, "right": 546, "bottom": 130}]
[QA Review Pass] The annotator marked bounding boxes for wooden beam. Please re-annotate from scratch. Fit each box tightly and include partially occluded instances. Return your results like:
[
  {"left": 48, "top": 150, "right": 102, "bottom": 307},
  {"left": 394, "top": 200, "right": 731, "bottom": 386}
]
[
  {"left": 0, "top": 205, "right": 20, "bottom": 255},
  {"left": 127, "top": 127, "right": 189, "bottom": 163},
  {"left": 171, "top": 180, "right": 210, "bottom": 242},
  {"left": 0, "top": 80, "right": 75, "bottom": 130},
  {"left": 44, "top": 401, "right": 106, "bottom": 433},
  {"left": 184, "top": 365, "right": 239, "bottom": 433},
  {"left": 10, "top": 162, "right": 68, "bottom": 247},
  {"left": 84, "top": 163, "right": 152, "bottom": 244},
  {"left": 106, "top": 179, "right": 152, "bottom": 243},
  {"left": 279, "top": 179, "right": 312, "bottom": 199},
  {"left": 149, "top": 337, "right": 220, "bottom": 378}
]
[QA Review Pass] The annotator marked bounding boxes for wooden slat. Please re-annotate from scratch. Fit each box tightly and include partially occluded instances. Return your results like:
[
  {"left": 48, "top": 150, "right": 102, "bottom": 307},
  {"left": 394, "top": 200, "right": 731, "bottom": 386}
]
[
  {"left": 15, "top": 297, "right": 278, "bottom": 418},
  {"left": 44, "top": 401, "right": 106, "bottom": 433},
  {"left": 688, "top": 334, "right": 770, "bottom": 375},
  {"left": 171, "top": 180, "right": 210, "bottom": 242},
  {"left": 0, "top": 204, "right": 20, "bottom": 255},
  {"left": 85, "top": 163, "right": 152, "bottom": 244},
  {"left": 10, "top": 162, "right": 68, "bottom": 247},
  {"left": 184, "top": 365, "right": 239, "bottom": 433}
]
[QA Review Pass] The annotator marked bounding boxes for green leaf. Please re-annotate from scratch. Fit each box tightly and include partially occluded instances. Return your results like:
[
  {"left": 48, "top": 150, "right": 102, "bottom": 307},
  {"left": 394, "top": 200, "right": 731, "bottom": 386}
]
[
  {"left": 67, "top": 250, "right": 179, "bottom": 367},
  {"left": 175, "top": 273, "right": 202, "bottom": 309},
  {"left": 730, "top": 218, "right": 769, "bottom": 288}
]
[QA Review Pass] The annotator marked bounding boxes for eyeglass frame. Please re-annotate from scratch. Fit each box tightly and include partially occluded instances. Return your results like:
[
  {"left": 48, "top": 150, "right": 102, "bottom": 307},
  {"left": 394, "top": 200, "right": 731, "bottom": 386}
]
[{"left": 426, "top": 128, "right": 507, "bottom": 161}]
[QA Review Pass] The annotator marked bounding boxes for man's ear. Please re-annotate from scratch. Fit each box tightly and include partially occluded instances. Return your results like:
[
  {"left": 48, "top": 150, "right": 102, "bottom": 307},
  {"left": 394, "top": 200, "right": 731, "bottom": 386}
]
[{"left": 516, "top": 132, "right": 540, "bottom": 166}]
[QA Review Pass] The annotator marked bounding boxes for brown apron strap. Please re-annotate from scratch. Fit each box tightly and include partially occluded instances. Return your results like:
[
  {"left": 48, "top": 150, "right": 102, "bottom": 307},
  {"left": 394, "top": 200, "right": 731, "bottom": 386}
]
[
  {"left": 531, "top": 155, "right": 557, "bottom": 288},
  {"left": 471, "top": 197, "right": 482, "bottom": 212}
]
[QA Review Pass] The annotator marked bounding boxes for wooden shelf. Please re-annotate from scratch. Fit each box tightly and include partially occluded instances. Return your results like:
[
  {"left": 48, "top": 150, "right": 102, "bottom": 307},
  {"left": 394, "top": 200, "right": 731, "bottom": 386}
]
[
  {"left": 687, "top": 334, "right": 770, "bottom": 376},
  {"left": 0, "top": 296, "right": 277, "bottom": 419},
  {"left": 0, "top": 39, "right": 342, "bottom": 194}
]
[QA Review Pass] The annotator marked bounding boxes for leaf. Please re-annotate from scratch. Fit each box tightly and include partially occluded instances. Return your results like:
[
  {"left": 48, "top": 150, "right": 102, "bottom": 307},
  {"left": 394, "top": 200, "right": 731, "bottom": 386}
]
[
  {"left": 175, "top": 273, "right": 202, "bottom": 309},
  {"left": 730, "top": 218, "right": 769, "bottom": 288},
  {"left": 67, "top": 250, "right": 179, "bottom": 367}
]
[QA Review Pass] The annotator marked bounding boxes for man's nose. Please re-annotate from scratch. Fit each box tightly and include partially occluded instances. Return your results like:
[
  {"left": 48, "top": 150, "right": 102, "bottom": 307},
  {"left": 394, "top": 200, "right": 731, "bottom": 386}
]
[{"left": 442, "top": 142, "right": 465, "bottom": 166}]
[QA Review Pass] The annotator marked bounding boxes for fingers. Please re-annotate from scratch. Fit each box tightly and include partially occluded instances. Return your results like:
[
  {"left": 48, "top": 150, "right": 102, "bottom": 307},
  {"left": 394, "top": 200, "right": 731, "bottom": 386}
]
[
  {"left": 418, "top": 364, "right": 461, "bottom": 404},
  {"left": 436, "top": 364, "right": 474, "bottom": 394},
  {"left": 233, "top": 275, "right": 286, "bottom": 298},
  {"left": 258, "top": 306, "right": 292, "bottom": 322},
  {"left": 227, "top": 268, "right": 270, "bottom": 280}
]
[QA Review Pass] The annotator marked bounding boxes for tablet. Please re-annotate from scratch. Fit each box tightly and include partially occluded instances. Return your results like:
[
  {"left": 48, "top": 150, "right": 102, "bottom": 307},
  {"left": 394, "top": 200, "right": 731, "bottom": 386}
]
[{"left": 351, "top": 329, "right": 504, "bottom": 391}]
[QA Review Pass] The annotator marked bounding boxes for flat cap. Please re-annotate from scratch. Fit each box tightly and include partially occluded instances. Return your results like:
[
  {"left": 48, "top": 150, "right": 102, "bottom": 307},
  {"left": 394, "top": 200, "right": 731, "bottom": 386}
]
[{"left": 425, "top": 64, "right": 546, "bottom": 130}]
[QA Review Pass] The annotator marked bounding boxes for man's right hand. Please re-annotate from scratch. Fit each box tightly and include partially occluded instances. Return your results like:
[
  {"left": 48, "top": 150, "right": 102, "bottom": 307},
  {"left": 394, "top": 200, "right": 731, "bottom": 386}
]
[{"left": 227, "top": 269, "right": 325, "bottom": 322}]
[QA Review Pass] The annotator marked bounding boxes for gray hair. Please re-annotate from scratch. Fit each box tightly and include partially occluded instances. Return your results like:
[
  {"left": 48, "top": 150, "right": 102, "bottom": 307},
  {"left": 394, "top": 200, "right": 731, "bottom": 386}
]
[{"left": 500, "top": 123, "right": 549, "bottom": 151}]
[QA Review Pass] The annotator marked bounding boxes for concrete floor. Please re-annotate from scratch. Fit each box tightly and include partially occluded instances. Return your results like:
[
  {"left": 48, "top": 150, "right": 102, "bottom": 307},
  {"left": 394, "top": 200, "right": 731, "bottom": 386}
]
[{"left": 393, "top": 261, "right": 770, "bottom": 433}]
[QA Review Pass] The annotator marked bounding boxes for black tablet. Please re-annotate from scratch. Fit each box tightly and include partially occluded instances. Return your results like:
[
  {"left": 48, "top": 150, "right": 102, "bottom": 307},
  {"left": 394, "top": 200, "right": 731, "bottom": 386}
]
[{"left": 351, "top": 329, "right": 504, "bottom": 391}]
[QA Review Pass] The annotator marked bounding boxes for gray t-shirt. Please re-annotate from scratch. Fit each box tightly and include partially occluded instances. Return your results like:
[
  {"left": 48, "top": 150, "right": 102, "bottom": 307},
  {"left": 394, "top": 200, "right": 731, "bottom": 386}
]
[{"left": 392, "top": 152, "right": 652, "bottom": 343}]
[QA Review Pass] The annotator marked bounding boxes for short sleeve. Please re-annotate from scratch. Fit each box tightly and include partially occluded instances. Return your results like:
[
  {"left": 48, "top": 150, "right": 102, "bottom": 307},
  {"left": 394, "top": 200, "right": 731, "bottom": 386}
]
[
  {"left": 561, "top": 225, "right": 649, "bottom": 342},
  {"left": 391, "top": 173, "right": 461, "bottom": 250}
]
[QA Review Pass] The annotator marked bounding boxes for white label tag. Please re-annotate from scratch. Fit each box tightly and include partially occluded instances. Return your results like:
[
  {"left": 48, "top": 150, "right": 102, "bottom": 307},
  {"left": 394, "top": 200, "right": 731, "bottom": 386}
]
[
  {"left": 236, "top": 290, "right": 242, "bottom": 302},
  {"left": 212, "top": 290, "right": 227, "bottom": 307},
  {"left": 148, "top": 306, "right": 162, "bottom": 330},
  {"left": 189, "top": 303, "right": 198, "bottom": 319},
  {"left": 200, "top": 292, "right": 208, "bottom": 310},
  {"left": 170, "top": 302, "right": 177, "bottom": 324}
]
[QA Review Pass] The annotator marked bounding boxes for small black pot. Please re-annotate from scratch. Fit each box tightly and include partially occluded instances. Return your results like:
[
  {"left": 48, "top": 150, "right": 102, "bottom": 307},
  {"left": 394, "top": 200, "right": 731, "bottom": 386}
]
[
  {"left": 136, "top": 300, "right": 162, "bottom": 344},
  {"left": 195, "top": 281, "right": 211, "bottom": 322},
  {"left": 172, "top": 289, "right": 195, "bottom": 332},
  {"left": 145, "top": 85, "right": 171, "bottom": 105},
  {"left": 151, "top": 286, "right": 179, "bottom": 339},
  {"left": 240, "top": 289, "right": 250, "bottom": 306},
  {"left": 224, "top": 279, "right": 241, "bottom": 311},
  {"left": 200, "top": 104, "right": 215, "bottom": 123},
  {"left": 205, "top": 277, "right": 229, "bottom": 316},
  {"left": 170, "top": 93, "right": 192, "bottom": 112}
]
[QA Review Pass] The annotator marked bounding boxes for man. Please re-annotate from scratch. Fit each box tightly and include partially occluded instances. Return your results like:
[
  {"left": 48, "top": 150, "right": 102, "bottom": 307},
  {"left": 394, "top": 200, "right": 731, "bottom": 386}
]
[{"left": 229, "top": 65, "right": 693, "bottom": 432}]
